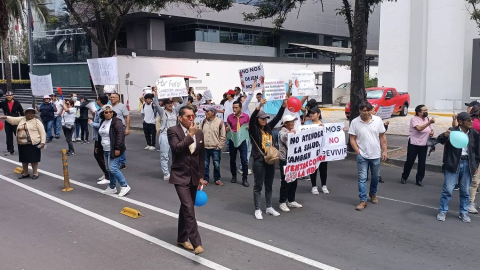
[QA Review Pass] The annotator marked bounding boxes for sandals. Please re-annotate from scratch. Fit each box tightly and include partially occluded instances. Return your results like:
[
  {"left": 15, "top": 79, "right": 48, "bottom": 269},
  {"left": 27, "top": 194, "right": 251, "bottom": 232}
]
[{"left": 214, "top": 180, "right": 224, "bottom": 186}]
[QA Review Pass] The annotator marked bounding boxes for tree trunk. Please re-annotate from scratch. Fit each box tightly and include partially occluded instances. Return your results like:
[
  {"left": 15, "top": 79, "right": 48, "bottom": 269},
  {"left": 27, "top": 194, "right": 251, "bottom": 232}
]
[
  {"left": 1, "top": 35, "right": 13, "bottom": 93},
  {"left": 349, "top": 0, "right": 369, "bottom": 122}
]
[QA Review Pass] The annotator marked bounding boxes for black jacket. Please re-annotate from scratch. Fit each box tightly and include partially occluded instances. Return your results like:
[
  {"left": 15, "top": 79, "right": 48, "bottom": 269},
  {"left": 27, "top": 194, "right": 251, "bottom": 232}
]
[
  {"left": 0, "top": 99, "right": 24, "bottom": 117},
  {"left": 97, "top": 112, "right": 126, "bottom": 159},
  {"left": 249, "top": 106, "right": 285, "bottom": 160},
  {"left": 437, "top": 126, "right": 480, "bottom": 176},
  {"left": 79, "top": 99, "right": 90, "bottom": 119}
]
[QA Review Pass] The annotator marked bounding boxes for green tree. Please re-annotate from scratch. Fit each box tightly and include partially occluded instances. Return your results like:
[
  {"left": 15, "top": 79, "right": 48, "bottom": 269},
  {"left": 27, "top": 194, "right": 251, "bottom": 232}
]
[
  {"left": 64, "top": 0, "right": 233, "bottom": 57},
  {"left": 243, "top": 0, "right": 395, "bottom": 121},
  {"left": 364, "top": 73, "right": 378, "bottom": 88},
  {"left": 0, "top": 0, "right": 48, "bottom": 92},
  {"left": 467, "top": 0, "right": 480, "bottom": 29}
]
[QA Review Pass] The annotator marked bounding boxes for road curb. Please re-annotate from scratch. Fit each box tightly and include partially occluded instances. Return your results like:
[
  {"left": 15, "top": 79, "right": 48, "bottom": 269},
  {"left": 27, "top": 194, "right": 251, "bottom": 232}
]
[{"left": 320, "top": 107, "right": 453, "bottom": 117}]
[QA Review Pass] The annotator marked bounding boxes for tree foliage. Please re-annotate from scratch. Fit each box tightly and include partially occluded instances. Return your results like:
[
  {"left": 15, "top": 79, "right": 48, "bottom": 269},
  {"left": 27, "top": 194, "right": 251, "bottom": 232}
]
[{"left": 467, "top": 0, "right": 480, "bottom": 29}]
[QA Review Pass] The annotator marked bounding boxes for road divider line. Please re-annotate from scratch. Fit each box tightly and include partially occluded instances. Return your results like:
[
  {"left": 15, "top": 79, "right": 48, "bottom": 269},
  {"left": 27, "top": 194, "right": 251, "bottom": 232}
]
[
  {"left": 0, "top": 174, "right": 230, "bottom": 270},
  {"left": 0, "top": 156, "right": 339, "bottom": 270}
]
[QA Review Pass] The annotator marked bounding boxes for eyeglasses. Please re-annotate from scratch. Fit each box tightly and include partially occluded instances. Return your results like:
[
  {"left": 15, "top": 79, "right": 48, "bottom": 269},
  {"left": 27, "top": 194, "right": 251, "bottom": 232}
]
[
  {"left": 185, "top": 115, "right": 195, "bottom": 119},
  {"left": 461, "top": 118, "right": 473, "bottom": 122},
  {"left": 104, "top": 111, "right": 113, "bottom": 114}
]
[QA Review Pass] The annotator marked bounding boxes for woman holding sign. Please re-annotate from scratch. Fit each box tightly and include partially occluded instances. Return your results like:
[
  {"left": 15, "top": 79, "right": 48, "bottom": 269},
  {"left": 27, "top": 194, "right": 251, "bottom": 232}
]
[
  {"left": 304, "top": 107, "right": 329, "bottom": 195},
  {"left": 249, "top": 98, "right": 286, "bottom": 220}
]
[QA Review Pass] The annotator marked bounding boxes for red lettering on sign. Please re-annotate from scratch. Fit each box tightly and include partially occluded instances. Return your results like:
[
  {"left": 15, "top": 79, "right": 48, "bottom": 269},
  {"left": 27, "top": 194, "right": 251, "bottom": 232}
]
[{"left": 329, "top": 137, "right": 340, "bottom": 144}]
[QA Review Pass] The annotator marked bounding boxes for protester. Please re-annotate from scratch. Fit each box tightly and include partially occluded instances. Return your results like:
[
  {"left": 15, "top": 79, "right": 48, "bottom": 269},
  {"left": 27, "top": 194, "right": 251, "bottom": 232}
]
[
  {"left": 220, "top": 93, "right": 228, "bottom": 106},
  {"left": 222, "top": 90, "right": 236, "bottom": 153},
  {"left": 89, "top": 95, "right": 110, "bottom": 184},
  {"left": 97, "top": 104, "right": 131, "bottom": 197},
  {"left": 0, "top": 91, "right": 24, "bottom": 156},
  {"left": 200, "top": 107, "right": 226, "bottom": 186},
  {"left": 236, "top": 81, "right": 258, "bottom": 175},
  {"left": 436, "top": 112, "right": 480, "bottom": 223},
  {"left": 51, "top": 94, "right": 63, "bottom": 139},
  {"left": 227, "top": 101, "right": 250, "bottom": 187},
  {"left": 73, "top": 94, "right": 82, "bottom": 142},
  {"left": 349, "top": 101, "right": 387, "bottom": 211},
  {"left": 234, "top": 86, "right": 242, "bottom": 100},
  {"left": 110, "top": 93, "right": 130, "bottom": 170},
  {"left": 193, "top": 94, "right": 203, "bottom": 106},
  {"left": 0, "top": 107, "right": 46, "bottom": 179},
  {"left": 278, "top": 114, "right": 303, "bottom": 212},
  {"left": 255, "top": 92, "right": 263, "bottom": 111},
  {"left": 153, "top": 88, "right": 187, "bottom": 180},
  {"left": 59, "top": 99, "right": 77, "bottom": 156},
  {"left": 401, "top": 105, "right": 435, "bottom": 187},
  {"left": 304, "top": 107, "right": 329, "bottom": 195},
  {"left": 167, "top": 105, "right": 207, "bottom": 255},
  {"left": 468, "top": 105, "right": 480, "bottom": 214},
  {"left": 36, "top": 95, "right": 57, "bottom": 143},
  {"left": 141, "top": 93, "right": 157, "bottom": 150},
  {"left": 188, "top": 87, "right": 196, "bottom": 99},
  {"left": 78, "top": 95, "right": 91, "bottom": 144},
  {"left": 249, "top": 98, "right": 286, "bottom": 220}
]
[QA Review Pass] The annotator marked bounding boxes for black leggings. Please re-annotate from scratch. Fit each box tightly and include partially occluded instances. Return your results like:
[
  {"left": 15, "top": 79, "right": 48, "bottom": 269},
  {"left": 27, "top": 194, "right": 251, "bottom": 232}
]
[
  {"left": 310, "top": 162, "right": 328, "bottom": 187},
  {"left": 279, "top": 160, "right": 297, "bottom": 203},
  {"left": 80, "top": 119, "right": 89, "bottom": 141},
  {"left": 402, "top": 140, "right": 428, "bottom": 182},
  {"left": 62, "top": 126, "right": 75, "bottom": 153}
]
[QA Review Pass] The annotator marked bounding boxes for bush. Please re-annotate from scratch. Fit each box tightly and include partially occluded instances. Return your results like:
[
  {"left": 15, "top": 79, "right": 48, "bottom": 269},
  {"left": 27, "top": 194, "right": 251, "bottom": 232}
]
[
  {"left": 364, "top": 74, "right": 378, "bottom": 88},
  {"left": 0, "top": 79, "right": 31, "bottom": 84}
]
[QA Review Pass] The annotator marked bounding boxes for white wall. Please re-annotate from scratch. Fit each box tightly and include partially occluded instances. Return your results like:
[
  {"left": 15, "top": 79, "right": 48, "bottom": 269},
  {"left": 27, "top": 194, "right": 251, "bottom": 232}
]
[{"left": 116, "top": 55, "right": 378, "bottom": 107}]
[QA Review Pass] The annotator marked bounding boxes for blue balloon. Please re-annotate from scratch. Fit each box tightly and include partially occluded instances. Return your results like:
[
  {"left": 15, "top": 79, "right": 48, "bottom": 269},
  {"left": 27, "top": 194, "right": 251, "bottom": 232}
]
[
  {"left": 449, "top": 131, "right": 469, "bottom": 149},
  {"left": 195, "top": 190, "right": 208, "bottom": 207}
]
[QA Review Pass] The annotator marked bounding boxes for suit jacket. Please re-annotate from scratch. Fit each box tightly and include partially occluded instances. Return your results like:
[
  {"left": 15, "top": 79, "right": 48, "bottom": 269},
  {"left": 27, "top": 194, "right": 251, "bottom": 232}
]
[{"left": 167, "top": 123, "right": 205, "bottom": 186}]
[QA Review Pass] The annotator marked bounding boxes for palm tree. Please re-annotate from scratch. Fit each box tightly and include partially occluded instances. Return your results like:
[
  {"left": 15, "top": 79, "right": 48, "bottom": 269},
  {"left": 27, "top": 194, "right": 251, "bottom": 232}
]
[{"left": 0, "top": 0, "right": 48, "bottom": 92}]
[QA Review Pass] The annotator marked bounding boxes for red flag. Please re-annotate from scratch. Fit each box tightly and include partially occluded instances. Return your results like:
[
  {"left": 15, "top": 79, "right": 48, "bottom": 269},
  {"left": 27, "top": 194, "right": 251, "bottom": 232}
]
[{"left": 15, "top": 18, "right": 18, "bottom": 31}]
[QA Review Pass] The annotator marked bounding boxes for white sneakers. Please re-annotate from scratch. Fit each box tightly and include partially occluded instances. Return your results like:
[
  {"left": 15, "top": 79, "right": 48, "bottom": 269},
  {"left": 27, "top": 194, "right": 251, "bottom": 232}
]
[
  {"left": 118, "top": 185, "right": 131, "bottom": 197},
  {"left": 287, "top": 201, "right": 303, "bottom": 208},
  {"left": 322, "top": 186, "right": 329, "bottom": 194},
  {"left": 164, "top": 174, "right": 170, "bottom": 181},
  {"left": 97, "top": 179, "right": 110, "bottom": 185},
  {"left": 311, "top": 186, "right": 319, "bottom": 195},
  {"left": 149, "top": 146, "right": 156, "bottom": 150},
  {"left": 312, "top": 186, "right": 330, "bottom": 194},
  {"left": 279, "top": 203, "right": 290, "bottom": 212},
  {"left": 237, "top": 169, "right": 253, "bottom": 175},
  {"left": 144, "top": 146, "right": 150, "bottom": 150},
  {"left": 102, "top": 185, "right": 131, "bottom": 197},
  {"left": 254, "top": 210, "right": 263, "bottom": 220},
  {"left": 97, "top": 175, "right": 105, "bottom": 181},
  {"left": 266, "top": 207, "right": 280, "bottom": 216}
]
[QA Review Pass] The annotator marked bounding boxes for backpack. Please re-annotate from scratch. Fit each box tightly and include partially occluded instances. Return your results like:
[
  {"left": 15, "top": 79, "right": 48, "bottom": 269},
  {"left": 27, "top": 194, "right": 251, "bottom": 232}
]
[{"left": 142, "top": 103, "right": 158, "bottom": 118}]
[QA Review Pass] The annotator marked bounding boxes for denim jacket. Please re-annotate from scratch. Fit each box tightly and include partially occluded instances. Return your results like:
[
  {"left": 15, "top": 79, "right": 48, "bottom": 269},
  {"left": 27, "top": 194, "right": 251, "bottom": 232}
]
[{"left": 90, "top": 107, "right": 103, "bottom": 141}]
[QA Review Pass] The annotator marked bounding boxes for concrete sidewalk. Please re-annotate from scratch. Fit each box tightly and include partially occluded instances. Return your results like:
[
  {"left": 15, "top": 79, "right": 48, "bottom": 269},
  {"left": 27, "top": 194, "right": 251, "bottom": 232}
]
[{"left": 319, "top": 105, "right": 459, "bottom": 117}]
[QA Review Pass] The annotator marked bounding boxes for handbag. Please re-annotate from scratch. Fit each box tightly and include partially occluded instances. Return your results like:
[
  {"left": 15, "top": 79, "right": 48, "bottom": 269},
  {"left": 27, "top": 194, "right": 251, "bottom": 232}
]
[
  {"left": 250, "top": 134, "right": 279, "bottom": 165},
  {"left": 17, "top": 123, "right": 32, "bottom": 145}
]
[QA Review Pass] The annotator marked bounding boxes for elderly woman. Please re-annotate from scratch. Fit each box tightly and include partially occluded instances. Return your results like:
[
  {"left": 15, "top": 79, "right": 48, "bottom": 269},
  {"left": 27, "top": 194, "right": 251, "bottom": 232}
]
[{"left": 0, "top": 107, "right": 46, "bottom": 179}]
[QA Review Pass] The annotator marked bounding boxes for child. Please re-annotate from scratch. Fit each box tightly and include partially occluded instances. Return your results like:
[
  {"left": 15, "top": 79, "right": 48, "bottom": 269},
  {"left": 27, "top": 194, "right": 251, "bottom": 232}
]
[{"left": 141, "top": 94, "right": 157, "bottom": 150}]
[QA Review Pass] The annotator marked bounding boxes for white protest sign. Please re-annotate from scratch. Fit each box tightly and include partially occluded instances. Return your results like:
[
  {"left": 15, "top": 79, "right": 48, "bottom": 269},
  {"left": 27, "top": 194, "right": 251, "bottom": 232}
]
[
  {"left": 264, "top": 79, "right": 286, "bottom": 101},
  {"left": 299, "top": 124, "right": 320, "bottom": 131},
  {"left": 87, "top": 57, "right": 119, "bottom": 85},
  {"left": 291, "top": 70, "right": 316, "bottom": 96},
  {"left": 156, "top": 77, "right": 188, "bottom": 98},
  {"left": 203, "top": 90, "right": 213, "bottom": 101},
  {"left": 29, "top": 74, "right": 53, "bottom": 96},
  {"left": 239, "top": 65, "right": 264, "bottom": 93},
  {"left": 376, "top": 105, "right": 395, "bottom": 119},
  {"left": 284, "top": 126, "right": 325, "bottom": 183},
  {"left": 321, "top": 123, "right": 347, "bottom": 162}
]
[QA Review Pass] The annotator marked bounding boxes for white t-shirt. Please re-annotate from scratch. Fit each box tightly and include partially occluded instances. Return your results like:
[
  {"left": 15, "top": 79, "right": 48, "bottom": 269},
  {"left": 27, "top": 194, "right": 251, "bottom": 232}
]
[
  {"left": 99, "top": 119, "right": 112, "bottom": 152},
  {"left": 348, "top": 115, "right": 386, "bottom": 159},
  {"left": 54, "top": 100, "right": 63, "bottom": 117},
  {"left": 142, "top": 103, "right": 156, "bottom": 124},
  {"left": 61, "top": 108, "right": 77, "bottom": 125},
  {"left": 223, "top": 99, "right": 234, "bottom": 122}
]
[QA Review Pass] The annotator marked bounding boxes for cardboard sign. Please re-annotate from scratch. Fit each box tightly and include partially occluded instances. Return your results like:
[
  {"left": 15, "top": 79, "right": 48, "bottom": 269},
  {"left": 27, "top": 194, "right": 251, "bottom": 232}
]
[
  {"left": 29, "top": 74, "right": 53, "bottom": 96},
  {"left": 195, "top": 104, "right": 224, "bottom": 126},
  {"left": 321, "top": 123, "right": 347, "bottom": 162},
  {"left": 376, "top": 105, "right": 396, "bottom": 119},
  {"left": 264, "top": 79, "right": 286, "bottom": 101},
  {"left": 291, "top": 70, "right": 316, "bottom": 96},
  {"left": 87, "top": 57, "right": 119, "bottom": 85},
  {"left": 156, "top": 77, "right": 188, "bottom": 98},
  {"left": 239, "top": 65, "right": 264, "bottom": 93}
]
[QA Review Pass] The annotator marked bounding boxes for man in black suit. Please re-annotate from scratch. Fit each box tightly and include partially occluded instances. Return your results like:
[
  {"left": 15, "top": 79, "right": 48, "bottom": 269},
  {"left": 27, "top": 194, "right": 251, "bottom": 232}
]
[
  {"left": 167, "top": 105, "right": 207, "bottom": 255},
  {"left": 0, "top": 91, "right": 24, "bottom": 156}
]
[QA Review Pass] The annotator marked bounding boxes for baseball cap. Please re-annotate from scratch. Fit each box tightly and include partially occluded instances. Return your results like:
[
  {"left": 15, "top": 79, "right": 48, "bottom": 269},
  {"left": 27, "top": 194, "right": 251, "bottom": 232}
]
[
  {"left": 457, "top": 112, "right": 473, "bottom": 121},
  {"left": 102, "top": 104, "right": 113, "bottom": 111},
  {"left": 227, "top": 90, "right": 235, "bottom": 96},
  {"left": 24, "top": 107, "right": 36, "bottom": 113},
  {"left": 6, "top": 91, "right": 13, "bottom": 96},
  {"left": 203, "top": 107, "right": 217, "bottom": 113},
  {"left": 43, "top": 95, "right": 51, "bottom": 99},
  {"left": 256, "top": 111, "right": 270, "bottom": 119},
  {"left": 465, "top": 101, "right": 480, "bottom": 107},
  {"left": 282, "top": 115, "right": 297, "bottom": 123}
]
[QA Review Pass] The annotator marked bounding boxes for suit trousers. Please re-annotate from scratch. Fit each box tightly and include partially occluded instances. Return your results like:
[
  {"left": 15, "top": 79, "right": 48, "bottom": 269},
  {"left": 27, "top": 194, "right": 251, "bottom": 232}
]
[{"left": 174, "top": 183, "right": 202, "bottom": 248}]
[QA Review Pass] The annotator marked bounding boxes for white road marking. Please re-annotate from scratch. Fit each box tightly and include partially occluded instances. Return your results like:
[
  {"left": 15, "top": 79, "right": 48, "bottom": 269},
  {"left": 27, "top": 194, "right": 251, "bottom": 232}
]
[
  {"left": 0, "top": 157, "right": 341, "bottom": 270},
  {"left": 0, "top": 174, "right": 230, "bottom": 270}
]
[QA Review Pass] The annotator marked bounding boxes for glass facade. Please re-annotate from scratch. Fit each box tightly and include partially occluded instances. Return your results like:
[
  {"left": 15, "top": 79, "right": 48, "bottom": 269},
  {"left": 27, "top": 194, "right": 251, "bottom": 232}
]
[
  {"left": 170, "top": 24, "right": 274, "bottom": 47},
  {"left": 33, "top": 32, "right": 92, "bottom": 64}
]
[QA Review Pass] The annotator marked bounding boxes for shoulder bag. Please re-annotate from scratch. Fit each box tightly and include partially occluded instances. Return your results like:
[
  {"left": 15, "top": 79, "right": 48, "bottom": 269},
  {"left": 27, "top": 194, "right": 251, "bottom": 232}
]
[
  {"left": 250, "top": 134, "right": 279, "bottom": 165},
  {"left": 17, "top": 123, "right": 32, "bottom": 145}
]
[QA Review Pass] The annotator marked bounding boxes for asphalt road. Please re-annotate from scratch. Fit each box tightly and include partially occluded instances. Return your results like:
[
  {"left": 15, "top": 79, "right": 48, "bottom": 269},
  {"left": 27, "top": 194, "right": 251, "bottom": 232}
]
[{"left": 0, "top": 130, "right": 478, "bottom": 270}]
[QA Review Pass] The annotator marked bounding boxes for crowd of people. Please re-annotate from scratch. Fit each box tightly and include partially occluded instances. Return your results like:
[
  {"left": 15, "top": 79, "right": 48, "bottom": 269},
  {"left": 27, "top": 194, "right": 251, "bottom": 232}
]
[{"left": 1, "top": 86, "right": 480, "bottom": 255}]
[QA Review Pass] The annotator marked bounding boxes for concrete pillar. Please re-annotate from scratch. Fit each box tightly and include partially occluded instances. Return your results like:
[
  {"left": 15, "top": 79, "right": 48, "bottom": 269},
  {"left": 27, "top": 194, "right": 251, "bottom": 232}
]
[{"left": 148, "top": 19, "right": 166, "bottom": 51}]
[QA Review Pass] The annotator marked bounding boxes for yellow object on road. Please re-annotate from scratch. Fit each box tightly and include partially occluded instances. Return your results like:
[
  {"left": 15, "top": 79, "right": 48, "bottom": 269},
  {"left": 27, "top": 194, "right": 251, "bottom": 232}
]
[{"left": 120, "top": 207, "right": 144, "bottom": 219}]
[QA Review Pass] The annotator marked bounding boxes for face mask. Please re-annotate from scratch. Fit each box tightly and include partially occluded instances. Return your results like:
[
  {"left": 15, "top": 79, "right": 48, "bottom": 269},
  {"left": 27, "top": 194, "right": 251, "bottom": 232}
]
[
  {"left": 423, "top": 112, "right": 428, "bottom": 117},
  {"left": 73, "top": 97, "right": 78, "bottom": 101}
]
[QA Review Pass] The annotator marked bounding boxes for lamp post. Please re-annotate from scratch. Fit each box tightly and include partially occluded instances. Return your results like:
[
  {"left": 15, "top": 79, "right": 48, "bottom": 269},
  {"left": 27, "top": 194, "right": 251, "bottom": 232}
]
[{"left": 27, "top": 0, "right": 35, "bottom": 107}]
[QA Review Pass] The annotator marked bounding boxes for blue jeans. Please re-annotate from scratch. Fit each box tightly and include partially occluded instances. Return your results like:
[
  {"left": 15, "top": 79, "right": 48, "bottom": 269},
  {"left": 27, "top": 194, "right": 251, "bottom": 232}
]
[
  {"left": 237, "top": 138, "right": 252, "bottom": 171},
  {"left": 439, "top": 160, "right": 472, "bottom": 214},
  {"left": 159, "top": 133, "right": 171, "bottom": 176},
  {"left": 104, "top": 151, "right": 128, "bottom": 189},
  {"left": 43, "top": 119, "right": 54, "bottom": 139},
  {"left": 75, "top": 119, "right": 81, "bottom": 138},
  {"left": 229, "top": 139, "right": 248, "bottom": 178},
  {"left": 119, "top": 126, "right": 127, "bottom": 166},
  {"left": 272, "top": 129, "right": 280, "bottom": 149},
  {"left": 357, "top": 155, "right": 381, "bottom": 202},
  {"left": 53, "top": 116, "right": 62, "bottom": 137},
  {"left": 205, "top": 149, "right": 221, "bottom": 182}
]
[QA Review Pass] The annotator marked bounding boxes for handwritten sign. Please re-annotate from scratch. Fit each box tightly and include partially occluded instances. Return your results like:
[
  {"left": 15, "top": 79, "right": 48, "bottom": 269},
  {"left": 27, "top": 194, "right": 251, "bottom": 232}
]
[
  {"left": 321, "top": 123, "right": 347, "bottom": 162},
  {"left": 264, "top": 79, "right": 286, "bottom": 101},
  {"left": 239, "top": 65, "right": 264, "bottom": 93},
  {"left": 376, "top": 105, "right": 395, "bottom": 119},
  {"left": 195, "top": 104, "right": 224, "bottom": 125},
  {"left": 291, "top": 70, "right": 316, "bottom": 96},
  {"left": 156, "top": 77, "right": 188, "bottom": 98},
  {"left": 87, "top": 57, "right": 119, "bottom": 85},
  {"left": 29, "top": 74, "right": 53, "bottom": 96}
]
